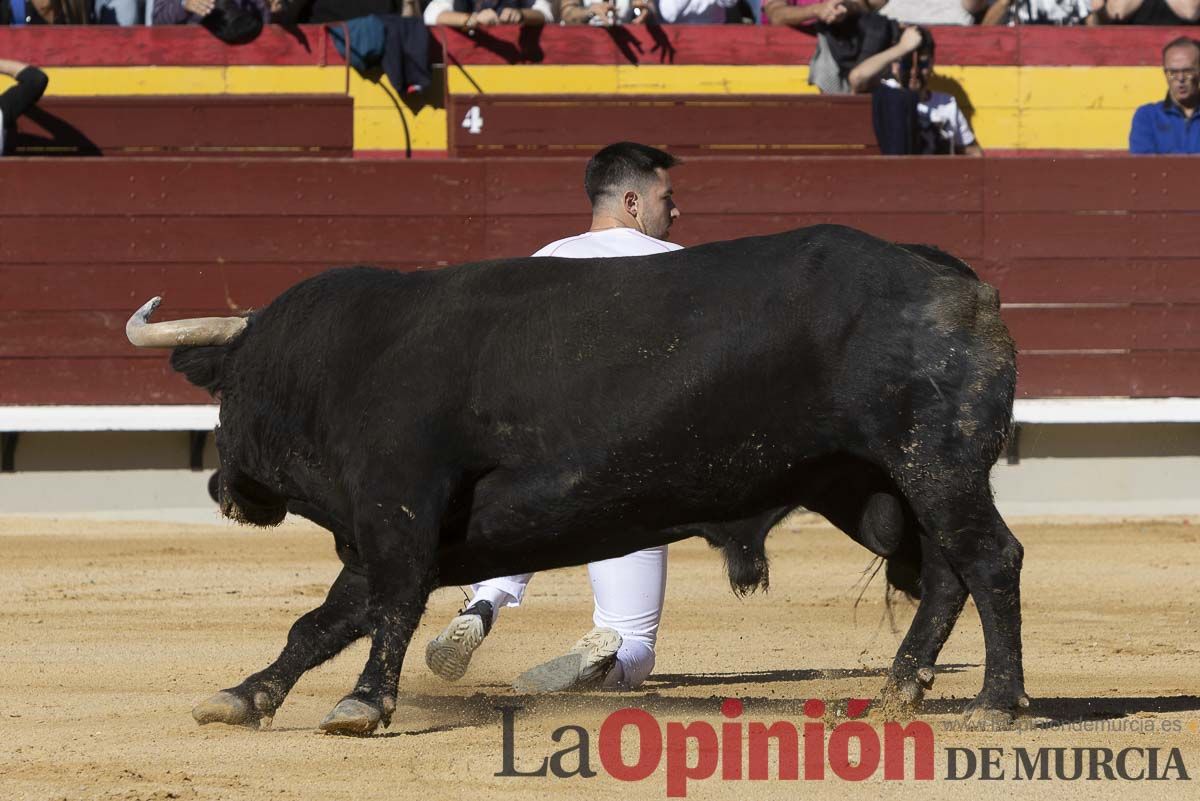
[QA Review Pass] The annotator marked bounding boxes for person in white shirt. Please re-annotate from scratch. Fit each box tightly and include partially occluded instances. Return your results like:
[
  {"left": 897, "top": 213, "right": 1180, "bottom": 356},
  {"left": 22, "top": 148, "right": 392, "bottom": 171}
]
[
  {"left": 423, "top": 0, "right": 553, "bottom": 28},
  {"left": 560, "top": 0, "right": 736, "bottom": 23},
  {"left": 425, "top": 142, "right": 682, "bottom": 693},
  {"left": 881, "top": 35, "right": 983, "bottom": 156}
]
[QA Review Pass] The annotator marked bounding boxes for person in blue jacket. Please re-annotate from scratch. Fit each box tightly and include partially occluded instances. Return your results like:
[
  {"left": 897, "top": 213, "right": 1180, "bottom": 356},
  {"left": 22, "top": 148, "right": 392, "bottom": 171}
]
[{"left": 1130, "top": 36, "right": 1200, "bottom": 154}]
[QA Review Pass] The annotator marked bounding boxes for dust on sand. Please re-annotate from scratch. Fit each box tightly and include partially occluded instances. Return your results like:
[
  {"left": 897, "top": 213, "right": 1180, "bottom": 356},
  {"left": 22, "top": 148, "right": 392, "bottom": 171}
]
[{"left": 0, "top": 514, "right": 1196, "bottom": 800}]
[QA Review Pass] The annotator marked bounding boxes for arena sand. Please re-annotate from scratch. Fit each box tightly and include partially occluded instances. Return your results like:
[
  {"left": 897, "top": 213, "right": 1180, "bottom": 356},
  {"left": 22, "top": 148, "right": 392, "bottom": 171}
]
[{"left": 0, "top": 514, "right": 1196, "bottom": 801}]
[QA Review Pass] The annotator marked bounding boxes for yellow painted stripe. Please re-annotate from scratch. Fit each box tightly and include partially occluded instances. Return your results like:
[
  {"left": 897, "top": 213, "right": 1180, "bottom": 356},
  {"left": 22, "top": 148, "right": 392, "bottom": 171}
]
[
  {"left": 932, "top": 66, "right": 1020, "bottom": 108},
  {"left": 1019, "top": 66, "right": 1165, "bottom": 110},
  {"left": 1021, "top": 109, "right": 1136, "bottom": 150},
  {"left": 223, "top": 66, "right": 345, "bottom": 94},
  {"left": 969, "top": 110, "right": 1021, "bottom": 153},
  {"left": 356, "top": 106, "right": 447, "bottom": 152},
  {"left": 40, "top": 67, "right": 229, "bottom": 95},
  {"left": 6, "top": 64, "right": 1172, "bottom": 151}
]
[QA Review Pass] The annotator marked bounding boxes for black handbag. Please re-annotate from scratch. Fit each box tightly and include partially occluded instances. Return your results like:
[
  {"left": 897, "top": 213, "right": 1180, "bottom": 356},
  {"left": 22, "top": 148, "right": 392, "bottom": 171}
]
[{"left": 202, "top": 0, "right": 265, "bottom": 45}]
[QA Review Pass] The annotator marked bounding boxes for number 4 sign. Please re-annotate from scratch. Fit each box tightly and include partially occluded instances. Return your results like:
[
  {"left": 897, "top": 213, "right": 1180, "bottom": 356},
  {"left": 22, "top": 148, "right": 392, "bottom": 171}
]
[{"left": 461, "top": 106, "right": 483, "bottom": 135}]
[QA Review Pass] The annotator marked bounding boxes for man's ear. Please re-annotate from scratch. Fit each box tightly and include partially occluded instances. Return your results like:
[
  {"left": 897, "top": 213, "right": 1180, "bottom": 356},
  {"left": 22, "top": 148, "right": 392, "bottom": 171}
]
[{"left": 624, "top": 190, "right": 639, "bottom": 218}]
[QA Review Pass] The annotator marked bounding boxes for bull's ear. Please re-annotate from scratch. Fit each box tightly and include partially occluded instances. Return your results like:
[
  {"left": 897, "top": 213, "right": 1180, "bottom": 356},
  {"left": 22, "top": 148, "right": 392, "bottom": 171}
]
[{"left": 170, "top": 345, "right": 226, "bottom": 396}]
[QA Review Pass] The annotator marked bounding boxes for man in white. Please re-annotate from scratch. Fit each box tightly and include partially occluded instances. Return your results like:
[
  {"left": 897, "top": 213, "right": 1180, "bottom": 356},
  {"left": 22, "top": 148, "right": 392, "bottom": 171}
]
[{"left": 425, "top": 142, "right": 682, "bottom": 693}]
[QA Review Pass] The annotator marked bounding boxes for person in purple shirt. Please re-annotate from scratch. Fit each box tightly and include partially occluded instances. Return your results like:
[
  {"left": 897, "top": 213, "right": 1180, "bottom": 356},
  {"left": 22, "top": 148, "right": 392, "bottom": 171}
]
[
  {"left": 152, "top": 0, "right": 270, "bottom": 27},
  {"left": 1129, "top": 36, "right": 1200, "bottom": 154}
]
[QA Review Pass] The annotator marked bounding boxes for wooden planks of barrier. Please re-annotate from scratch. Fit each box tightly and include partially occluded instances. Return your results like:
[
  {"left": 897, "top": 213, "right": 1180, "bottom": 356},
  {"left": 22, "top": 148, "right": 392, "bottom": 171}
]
[
  {"left": 447, "top": 94, "right": 879, "bottom": 157},
  {"left": 2, "top": 156, "right": 1199, "bottom": 403},
  {"left": 12, "top": 96, "right": 353, "bottom": 158}
]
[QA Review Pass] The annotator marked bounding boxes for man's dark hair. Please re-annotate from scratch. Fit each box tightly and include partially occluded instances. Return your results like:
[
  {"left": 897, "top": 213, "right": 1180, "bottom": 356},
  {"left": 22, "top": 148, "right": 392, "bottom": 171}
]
[
  {"left": 918, "top": 26, "right": 935, "bottom": 60},
  {"left": 584, "top": 142, "right": 679, "bottom": 206},
  {"left": 1162, "top": 36, "right": 1200, "bottom": 64}
]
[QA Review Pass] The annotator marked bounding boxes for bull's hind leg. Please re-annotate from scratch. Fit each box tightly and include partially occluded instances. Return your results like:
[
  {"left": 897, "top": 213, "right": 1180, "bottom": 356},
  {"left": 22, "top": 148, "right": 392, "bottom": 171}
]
[
  {"left": 905, "top": 488, "right": 1028, "bottom": 727},
  {"left": 320, "top": 482, "right": 446, "bottom": 736},
  {"left": 877, "top": 540, "right": 968, "bottom": 715},
  {"left": 193, "top": 566, "right": 369, "bottom": 728}
]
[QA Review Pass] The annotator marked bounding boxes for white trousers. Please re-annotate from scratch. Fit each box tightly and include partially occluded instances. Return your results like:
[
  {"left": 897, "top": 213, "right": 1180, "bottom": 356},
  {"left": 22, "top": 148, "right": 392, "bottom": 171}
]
[{"left": 471, "top": 545, "right": 668, "bottom": 689}]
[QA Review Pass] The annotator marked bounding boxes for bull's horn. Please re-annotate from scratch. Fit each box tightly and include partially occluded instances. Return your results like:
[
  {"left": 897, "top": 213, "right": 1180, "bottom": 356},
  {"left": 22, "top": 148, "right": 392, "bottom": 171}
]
[{"left": 126, "top": 296, "right": 248, "bottom": 348}]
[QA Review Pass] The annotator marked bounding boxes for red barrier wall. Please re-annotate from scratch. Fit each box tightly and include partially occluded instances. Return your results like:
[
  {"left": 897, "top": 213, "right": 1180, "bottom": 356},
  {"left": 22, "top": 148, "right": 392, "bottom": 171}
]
[
  {"left": 0, "top": 24, "right": 1193, "bottom": 67},
  {"left": 2, "top": 156, "right": 1198, "bottom": 404}
]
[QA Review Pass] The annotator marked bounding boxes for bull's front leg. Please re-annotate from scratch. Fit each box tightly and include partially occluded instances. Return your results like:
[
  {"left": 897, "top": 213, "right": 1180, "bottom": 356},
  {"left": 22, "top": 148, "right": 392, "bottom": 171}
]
[
  {"left": 877, "top": 537, "right": 967, "bottom": 715},
  {"left": 193, "top": 565, "right": 369, "bottom": 728},
  {"left": 320, "top": 493, "right": 443, "bottom": 736}
]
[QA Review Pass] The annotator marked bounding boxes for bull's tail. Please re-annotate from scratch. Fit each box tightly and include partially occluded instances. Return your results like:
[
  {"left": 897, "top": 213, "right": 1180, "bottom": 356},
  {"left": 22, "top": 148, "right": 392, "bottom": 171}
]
[{"left": 969, "top": 281, "right": 1018, "bottom": 470}]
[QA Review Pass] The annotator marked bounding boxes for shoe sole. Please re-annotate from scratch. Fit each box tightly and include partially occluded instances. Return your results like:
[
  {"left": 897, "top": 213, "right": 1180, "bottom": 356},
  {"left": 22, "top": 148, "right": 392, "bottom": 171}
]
[
  {"left": 513, "top": 629, "right": 621, "bottom": 693},
  {"left": 425, "top": 615, "right": 486, "bottom": 682}
]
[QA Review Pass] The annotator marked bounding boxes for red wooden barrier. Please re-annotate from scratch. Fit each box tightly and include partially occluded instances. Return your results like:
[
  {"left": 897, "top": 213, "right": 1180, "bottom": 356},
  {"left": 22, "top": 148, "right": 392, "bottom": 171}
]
[
  {"left": 0, "top": 24, "right": 1193, "bottom": 68},
  {"left": 3, "top": 156, "right": 1199, "bottom": 404},
  {"left": 14, "top": 96, "right": 353, "bottom": 158},
  {"left": 447, "top": 94, "right": 879, "bottom": 157}
]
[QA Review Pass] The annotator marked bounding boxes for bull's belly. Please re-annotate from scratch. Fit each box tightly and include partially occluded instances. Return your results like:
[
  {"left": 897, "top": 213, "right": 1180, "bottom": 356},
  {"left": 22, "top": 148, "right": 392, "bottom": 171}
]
[
  {"left": 440, "top": 464, "right": 808, "bottom": 587},
  {"left": 463, "top": 454, "right": 805, "bottom": 540},
  {"left": 435, "top": 525, "right": 689, "bottom": 587}
]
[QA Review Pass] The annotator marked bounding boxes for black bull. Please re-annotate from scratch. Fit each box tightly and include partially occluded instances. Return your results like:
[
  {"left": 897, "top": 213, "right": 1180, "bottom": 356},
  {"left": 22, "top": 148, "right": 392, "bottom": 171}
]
[{"left": 152, "top": 224, "right": 1027, "bottom": 735}]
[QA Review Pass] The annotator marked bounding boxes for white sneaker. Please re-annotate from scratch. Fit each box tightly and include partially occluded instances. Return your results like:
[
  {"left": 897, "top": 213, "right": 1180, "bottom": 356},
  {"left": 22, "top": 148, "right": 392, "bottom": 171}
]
[
  {"left": 513, "top": 627, "right": 622, "bottom": 692},
  {"left": 425, "top": 600, "right": 493, "bottom": 682}
]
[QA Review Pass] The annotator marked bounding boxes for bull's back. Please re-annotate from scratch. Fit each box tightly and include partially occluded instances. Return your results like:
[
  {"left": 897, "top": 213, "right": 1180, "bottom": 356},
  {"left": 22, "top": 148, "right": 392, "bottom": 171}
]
[{"left": 245, "top": 226, "right": 1011, "bottom": 467}]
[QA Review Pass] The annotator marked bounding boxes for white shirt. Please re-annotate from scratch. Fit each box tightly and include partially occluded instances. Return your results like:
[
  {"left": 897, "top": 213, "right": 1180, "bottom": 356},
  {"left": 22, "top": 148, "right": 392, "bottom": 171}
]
[
  {"left": 532, "top": 227, "right": 683, "bottom": 259},
  {"left": 919, "top": 91, "right": 976, "bottom": 152},
  {"left": 656, "top": 0, "right": 739, "bottom": 23},
  {"left": 881, "top": 78, "right": 977, "bottom": 153},
  {"left": 998, "top": 0, "right": 1091, "bottom": 24},
  {"left": 879, "top": 0, "right": 975, "bottom": 25},
  {"left": 423, "top": 0, "right": 555, "bottom": 25}
]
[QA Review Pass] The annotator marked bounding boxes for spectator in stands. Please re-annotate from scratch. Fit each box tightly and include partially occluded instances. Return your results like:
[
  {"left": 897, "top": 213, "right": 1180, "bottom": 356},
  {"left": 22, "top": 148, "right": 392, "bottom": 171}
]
[
  {"left": 152, "top": 0, "right": 270, "bottom": 31},
  {"left": 559, "top": 0, "right": 656, "bottom": 23},
  {"left": 763, "top": 0, "right": 845, "bottom": 27},
  {"left": 272, "top": 0, "right": 419, "bottom": 23},
  {"left": 559, "top": 0, "right": 746, "bottom": 22},
  {"left": 1089, "top": 0, "right": 1200, "bottom": 23},
  {"left": 879, "top": 0, "right": 984, "bottom": 25},
  {"left": 424, "top": 0, "right": 552, "bottom": 26},
  {"left": 638, "top": 0, "right": 738, "bottom": 21},
  {"left": 809, "top": 9, "right": 924, "bottom": 95},
  {"left": 94, "top": 0, "right": 141, "bottom": 24},
  {"left": 1130, "top": 36, "right": 1200, "bottom": 154},
  {"left": 879, "top": 31, "right": 982, "bottom": 155},
  {"left": 0, "top": 58, "right": 48, "bottom": 156},
  {"left": 1, "top": 0, "right": 91, "bottom": 22},
  {"left": 980, "top": 0, "right": 1092, "bottom": 23},
  {"left": 764, "top": 0, "right": 981, "bottom": 27}
]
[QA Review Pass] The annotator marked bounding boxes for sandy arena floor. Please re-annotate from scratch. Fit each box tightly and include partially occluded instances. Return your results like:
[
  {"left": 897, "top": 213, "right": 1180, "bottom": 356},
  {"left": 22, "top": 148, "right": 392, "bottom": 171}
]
[{"left": 0, "top": 514, "right": 1196, "bottom": 800}]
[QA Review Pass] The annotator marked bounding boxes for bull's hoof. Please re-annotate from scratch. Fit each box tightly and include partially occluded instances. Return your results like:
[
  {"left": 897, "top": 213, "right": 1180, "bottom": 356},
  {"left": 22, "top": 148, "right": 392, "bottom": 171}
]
[
  {"left": 192, "top": 690, "right": 274, "bottom": 729},
  {"left": 962, "top": 705, "right": 1015, "bottom": 731},
  {"left": 962, "top": 693, "right": 1029, "bottom": 731},
  {"left": 874, "top": 667, "right": 935, "bottom": 720},
  {"left": 320, "top": 698, "right": 382, "bottom": 736},
  {"left": 874, "top": 681, "right": 922, "bottom": 720}
]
